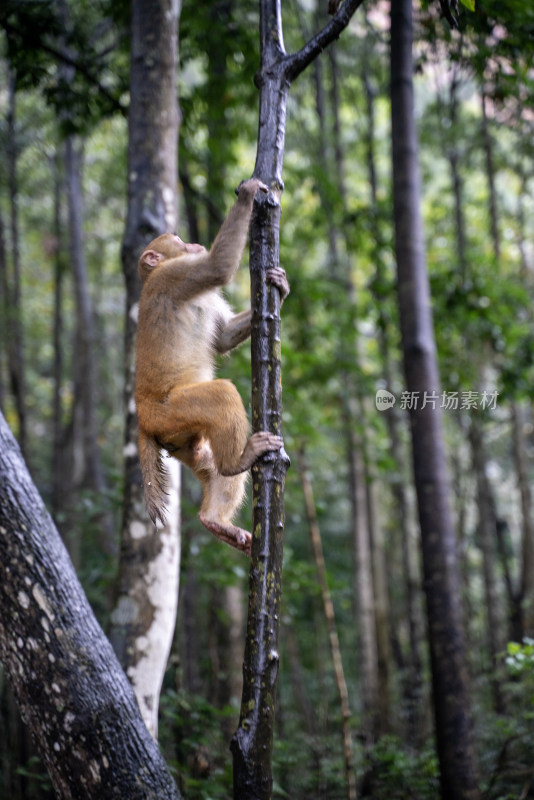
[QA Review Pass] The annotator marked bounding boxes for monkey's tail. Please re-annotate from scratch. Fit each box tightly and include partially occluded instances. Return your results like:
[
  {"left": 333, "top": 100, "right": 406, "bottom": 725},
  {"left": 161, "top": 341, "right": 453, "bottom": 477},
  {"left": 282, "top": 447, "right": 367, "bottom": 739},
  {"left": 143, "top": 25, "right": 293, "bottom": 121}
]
[{"left": 138, "top": 429, "right": 168, "bottom": 526}]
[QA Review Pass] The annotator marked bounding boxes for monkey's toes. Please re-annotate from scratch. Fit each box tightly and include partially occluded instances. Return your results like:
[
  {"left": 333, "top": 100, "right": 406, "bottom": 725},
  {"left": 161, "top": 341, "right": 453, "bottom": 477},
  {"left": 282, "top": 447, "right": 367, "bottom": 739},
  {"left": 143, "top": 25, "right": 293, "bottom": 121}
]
[
  {"left": 199, "top": 514, "right": 252, "bottom": 555},
  {"left": 250, "top": 431, "right": 283, "bottom": 453}
]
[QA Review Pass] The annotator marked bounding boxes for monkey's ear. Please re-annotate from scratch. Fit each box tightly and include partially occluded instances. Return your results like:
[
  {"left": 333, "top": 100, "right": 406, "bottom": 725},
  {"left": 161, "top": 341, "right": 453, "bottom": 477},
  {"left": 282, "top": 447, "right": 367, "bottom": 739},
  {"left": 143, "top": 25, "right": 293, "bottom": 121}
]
[{"left": 142, "top": 250, "right": 163, "bottom": 268}]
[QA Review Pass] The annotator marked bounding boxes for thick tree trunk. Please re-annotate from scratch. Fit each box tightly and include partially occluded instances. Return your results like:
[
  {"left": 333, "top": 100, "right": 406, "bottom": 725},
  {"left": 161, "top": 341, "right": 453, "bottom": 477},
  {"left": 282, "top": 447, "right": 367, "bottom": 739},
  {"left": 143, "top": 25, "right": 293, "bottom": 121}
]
[
  {"left": 0, "top": 411, "right": 180, "bottom": 799},
  {"left": 108, "top": 0, "right": 181, "bottom": 739},
  {"left": 390, "top": 1, "right": 480, "bottom": 798}
]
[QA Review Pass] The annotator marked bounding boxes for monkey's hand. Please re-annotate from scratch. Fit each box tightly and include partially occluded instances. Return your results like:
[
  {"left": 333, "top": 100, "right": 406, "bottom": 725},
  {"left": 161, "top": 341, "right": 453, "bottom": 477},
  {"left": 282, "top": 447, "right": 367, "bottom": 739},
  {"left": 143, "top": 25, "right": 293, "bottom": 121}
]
[
  {"left": 221, "top": 431, "right": 283, "bottom": 475},
  {"left": 236, "top": 178, "right": 269, "bottom": 199},
  {"left": 266, "top": 266, "right": 290, "bottom": 303}
]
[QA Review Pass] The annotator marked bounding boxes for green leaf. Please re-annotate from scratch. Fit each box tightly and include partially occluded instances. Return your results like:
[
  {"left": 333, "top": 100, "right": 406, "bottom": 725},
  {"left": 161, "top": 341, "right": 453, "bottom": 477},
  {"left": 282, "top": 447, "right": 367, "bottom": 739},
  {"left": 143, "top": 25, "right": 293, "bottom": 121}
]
[{"left": 459, "top": 0, "right": 475, "bottom": 10}]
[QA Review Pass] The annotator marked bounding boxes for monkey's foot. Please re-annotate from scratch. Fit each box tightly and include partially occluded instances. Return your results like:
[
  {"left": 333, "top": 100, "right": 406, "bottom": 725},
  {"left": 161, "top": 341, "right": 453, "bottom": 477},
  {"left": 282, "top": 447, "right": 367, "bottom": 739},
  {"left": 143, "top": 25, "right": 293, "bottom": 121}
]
[
  {"left": 199, "top": 513, "right": 251, "bottom": 556},
  {"left": 266, "top": 266, "right": 290, "bottom": 302},
  {"left": 221, "top": 432, "right": 283, "bottom": 476}
]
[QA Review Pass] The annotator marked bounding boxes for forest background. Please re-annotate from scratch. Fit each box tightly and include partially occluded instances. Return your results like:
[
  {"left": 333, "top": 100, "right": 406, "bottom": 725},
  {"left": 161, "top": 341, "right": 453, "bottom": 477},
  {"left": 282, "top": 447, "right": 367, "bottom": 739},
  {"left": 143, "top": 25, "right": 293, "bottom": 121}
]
[{"left": 0, "top": 0, "right": 534, "bottom": 798}]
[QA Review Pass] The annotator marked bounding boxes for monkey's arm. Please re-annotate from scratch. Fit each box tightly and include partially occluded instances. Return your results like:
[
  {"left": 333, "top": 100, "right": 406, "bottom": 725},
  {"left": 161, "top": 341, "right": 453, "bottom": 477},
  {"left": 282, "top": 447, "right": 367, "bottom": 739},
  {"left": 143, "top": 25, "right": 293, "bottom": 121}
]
[
  {"left": 215, "top": 310, "right": 252, "bottom": 354},
  {"left": 206, "top": 179, "right": 268, "bottom": 285},
  {"left": 214, "top": 267, "right": 289, "bottom": 354},
  {"left": 151, "top": 179, "right": 268, "bottom": 301}
]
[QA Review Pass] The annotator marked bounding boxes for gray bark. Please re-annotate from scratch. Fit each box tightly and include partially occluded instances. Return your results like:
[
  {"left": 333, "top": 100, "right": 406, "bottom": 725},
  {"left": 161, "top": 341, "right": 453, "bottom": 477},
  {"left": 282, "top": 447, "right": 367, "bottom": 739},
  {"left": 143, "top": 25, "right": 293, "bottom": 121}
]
[
  {"left": 390, "top": 0, "right": 480, "bottom": 796},
  {"left": 109, "top": 0, "right": 182, "bottom": 738},
  {"left": 0, "top": 411, "right": 180, "bottom": 799}
]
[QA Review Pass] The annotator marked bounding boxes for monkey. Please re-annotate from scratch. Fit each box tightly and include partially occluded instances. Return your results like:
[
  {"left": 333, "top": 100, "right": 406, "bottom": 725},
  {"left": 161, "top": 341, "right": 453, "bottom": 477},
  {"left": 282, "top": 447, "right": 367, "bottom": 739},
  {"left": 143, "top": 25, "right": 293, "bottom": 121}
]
[{"left": 135, "top": 178, "right": 290, "bottom": 555}]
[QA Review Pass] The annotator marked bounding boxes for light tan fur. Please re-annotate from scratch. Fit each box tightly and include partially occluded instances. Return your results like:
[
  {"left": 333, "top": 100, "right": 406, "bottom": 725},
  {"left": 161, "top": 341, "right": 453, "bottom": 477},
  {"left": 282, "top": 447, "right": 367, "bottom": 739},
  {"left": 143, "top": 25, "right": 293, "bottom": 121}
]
[{"left": 135, "top": 179, "right": 289, "bottom": 554}]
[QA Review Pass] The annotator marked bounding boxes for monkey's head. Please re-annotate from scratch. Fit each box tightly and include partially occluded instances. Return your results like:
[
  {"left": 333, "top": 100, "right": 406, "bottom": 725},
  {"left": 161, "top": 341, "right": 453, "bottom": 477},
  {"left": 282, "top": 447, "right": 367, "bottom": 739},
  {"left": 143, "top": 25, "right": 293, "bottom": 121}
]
[{"left": 138, "top": 233, "right": 207, "bottom": 281}]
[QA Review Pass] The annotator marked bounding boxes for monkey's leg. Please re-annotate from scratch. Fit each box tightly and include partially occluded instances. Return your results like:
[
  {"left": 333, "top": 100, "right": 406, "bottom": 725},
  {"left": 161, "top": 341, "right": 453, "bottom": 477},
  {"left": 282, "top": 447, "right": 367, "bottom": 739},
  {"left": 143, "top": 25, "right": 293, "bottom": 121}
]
[
  {"left": 199, "top": 471, "right": 251, "bottom": 555},
  {"left": 159, "top": 380, "right": 283, "bottom": 477},
  {"left": 179, "top": 436, "right": 251, "bottom": 554}
]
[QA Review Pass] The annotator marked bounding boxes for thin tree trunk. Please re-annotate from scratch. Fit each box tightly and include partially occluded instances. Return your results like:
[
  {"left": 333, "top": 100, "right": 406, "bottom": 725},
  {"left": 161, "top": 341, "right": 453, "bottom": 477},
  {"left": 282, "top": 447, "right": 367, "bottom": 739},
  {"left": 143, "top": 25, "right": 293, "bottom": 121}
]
[
  {"left": 64, "top": 139, "right": 104, "bottom": 496},
  {"left": 0, "top": 208, "right": 7, "bottom": 411},
  {"left": 481, "top": 82, "right": 534, "bottom": 640},
  {"left": 362, "top": 50, "right": 421, "bottom": 738},
  {"left": 390, "top": 1, "right": 480, "bottom": 797},
  {"left": 6, "top": 70, "right": 27, "bottom": 459},
  {"left": 62, "top": 137, "right": 115, "bottom": 562},
  {"left": 0, "top": 411, "right": 181, "bottom": 799},
  {"left": 298, "top": 448, "right": 357, "bottom": 800},
  {"left": 366, "top": 476, "right": 392, "bottom": 735},
  {"left": 347, "top": 424, "right": 380, "bottom": 744},
  {"left": 314, "top": 33, "right": 383, "bottom": 742},
  {"left": 446, "top": 79, "right": 508, "bottom": 695},
  {"left": 469, "top": 416, "right": 505, "bottom": 712},
  {"left": 231, "top": 2, "right": 365, "bottom": 795},
  {"left": 50, "top": 153, "right": 67, "bottom": 520},
  {"left": 109, "top": 0, "right": 181, "bottom": 739},
  {"left": 481, "top": 90, "right": 500, "bottom": 262},
  {"left": 511, "top": 402, "right": 534, "bottom": 636},
  {"left": 445, "top": 73, "right": 468, "bottom": 280},
  {"left": 283, "top": 621, "right": 325, "bottom": 796}
]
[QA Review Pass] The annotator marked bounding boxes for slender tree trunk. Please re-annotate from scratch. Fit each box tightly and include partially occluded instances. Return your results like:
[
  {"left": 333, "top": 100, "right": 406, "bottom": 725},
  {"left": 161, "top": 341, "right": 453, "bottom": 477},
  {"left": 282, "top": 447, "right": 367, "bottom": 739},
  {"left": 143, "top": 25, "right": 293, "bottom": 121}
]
[
  {"left": 347, "top": 424, "right": 380, "bottom": 744},
  {"left": 390, "top": 1, "right": 480, "bottom": 798},
  {"left": 481, "top": 91, "right": 500, "bottom": 262},
  {"left": 362, "top": 51, "right": 422, "bottom": 738},
  {"left": 481, "top": 84, "right": 534, "bottom": 638},
  {"left": 298, "top": 449, "right": 357, "bottom": 800},
  {"left": 469, "top": 416, "right": 505, "bottom": 711},
  {"left": 445, "top": 74, "right": 468, "bottom": 280},
  {"left": 109, "top": 0, "right": 181, "bottom": 739},
  {"left": 0, "top": 208, "right": 7, "bottom": 411},
  {"left": 231, "top": 2, "right": 365, "bottom": 795},
  {"left": 62, "top": 137, "right": 115, "bottom": 562},
  {"left": 0, "top": 411, "right": 181, "bottom": 799},
  {"left": 51, "top": 153, "right": 67, "bottom": 520},
  {"left": 5, "top": 70, "right": 27, "bottom": 459},
  {"left": 313, "top": 32, "right": 383, "bottom": 742},
  {"left": 446, "top": 80, "right": 508, "bottom": 694},
  {"left": 366, "top": 476, "right": 392, "bottom": 735},
  {"left": 512, "top": 402, "right": 534, "bottom": 636},
  {"left": 64, "top": 139, "right": 104, "bottom": 496}
]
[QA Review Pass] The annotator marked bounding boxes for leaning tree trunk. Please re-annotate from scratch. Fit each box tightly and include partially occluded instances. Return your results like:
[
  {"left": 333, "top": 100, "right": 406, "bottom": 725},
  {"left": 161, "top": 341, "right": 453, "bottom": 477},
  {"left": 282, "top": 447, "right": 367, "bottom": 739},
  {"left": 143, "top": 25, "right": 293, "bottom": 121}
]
[
  {"left": 0, "top": 411, "right": 180, "bottom": 800},
  {"left": 230, "top": 1, "right": 365, "bottom": 796},
  {"left": 108, "top": 0, "right": 181, "bottom": 740},
  {"left": 390, "top": 1, "right": 480, "bottom": 798}
]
